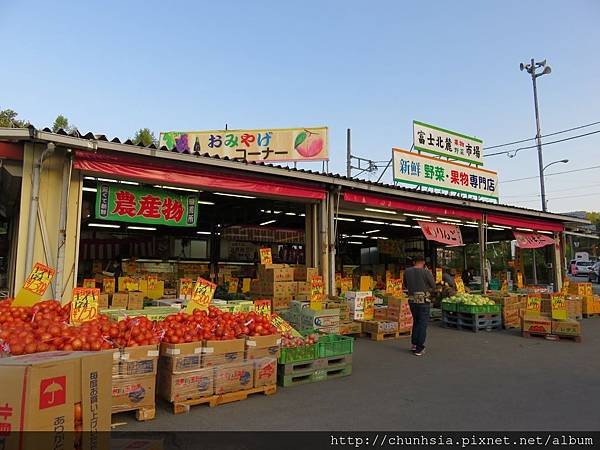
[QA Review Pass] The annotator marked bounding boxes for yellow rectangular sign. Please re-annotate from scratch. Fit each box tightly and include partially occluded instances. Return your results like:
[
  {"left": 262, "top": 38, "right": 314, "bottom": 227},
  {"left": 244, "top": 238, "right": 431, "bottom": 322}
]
[
  {"left": 70, "top": 288, "right": 100, "bottom": 325},
  {"left": 186, "top": 277, "right": 217, "bottom": 313},
  {"left": 13, "top": 262, "right": 56, "bottom": 306}
]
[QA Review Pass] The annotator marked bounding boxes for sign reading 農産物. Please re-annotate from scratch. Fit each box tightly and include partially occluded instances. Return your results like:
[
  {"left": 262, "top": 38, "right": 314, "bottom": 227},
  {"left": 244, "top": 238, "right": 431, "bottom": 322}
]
[
  {"left": 159, "top": 127, "right": 328, "bottom": 162},
  {"left": 413, "top": 120, "right": 484, "bottom": 165},
  {"left": 96, "top": 183, "right": 198, "bottom": 227},
  {"left": 392, "top": 148, "right": 499, "bottom": 200}
]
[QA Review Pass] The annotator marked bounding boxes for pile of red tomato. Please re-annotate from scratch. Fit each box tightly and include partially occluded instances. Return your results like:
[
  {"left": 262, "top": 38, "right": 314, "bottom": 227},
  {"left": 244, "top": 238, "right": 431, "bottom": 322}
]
[
  {"left": 0, "top": 300, "right": 277, "bottom": 356},
  {"left": 160, "top": 307, "right": 278, "bottom": 344}
]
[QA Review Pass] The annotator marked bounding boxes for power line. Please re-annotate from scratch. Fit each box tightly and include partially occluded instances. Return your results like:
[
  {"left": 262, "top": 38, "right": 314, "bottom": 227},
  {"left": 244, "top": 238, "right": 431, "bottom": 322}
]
[
  {"left": 511, "top": 191, "right": 600, "bottom": 204},
  {"left": 485, "top": 120, "right": 600, "bottom": 151},
  {"left": 502, "top": 164, "right": 600, "bottom": 183},
  {"left": 486, "top": 129, "right": 600, "bottom": 157},
  {"left": 501, "top": 182, "right": 600, "bottom": 198}
]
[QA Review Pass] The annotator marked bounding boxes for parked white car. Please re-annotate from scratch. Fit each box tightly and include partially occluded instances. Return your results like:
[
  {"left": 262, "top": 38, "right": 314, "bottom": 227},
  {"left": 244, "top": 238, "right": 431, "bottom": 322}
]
[{"left": 573, "top": 260, "right": 595, "bottom": 276}]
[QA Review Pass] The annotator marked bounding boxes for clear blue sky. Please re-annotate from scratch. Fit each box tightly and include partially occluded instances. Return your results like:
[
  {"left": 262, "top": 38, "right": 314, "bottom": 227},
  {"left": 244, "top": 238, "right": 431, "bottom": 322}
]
[{"left": 2, "top": 0, "right": 599, "bottom": 213}]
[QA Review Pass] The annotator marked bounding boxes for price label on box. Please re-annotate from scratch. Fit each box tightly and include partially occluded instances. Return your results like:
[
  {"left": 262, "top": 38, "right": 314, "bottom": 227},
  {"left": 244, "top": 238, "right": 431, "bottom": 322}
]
[
  {"left": 186, "top": 277, "right": 216, "bottom": 313},
  {"left": 259, "top": 248, "right": 273, "bottom": 265},
  {"left": 70, "top": 288, "right": 100, "bottom": 325},
  {"left": 13, "top": 262, "right": 56, "bottom": 306}
]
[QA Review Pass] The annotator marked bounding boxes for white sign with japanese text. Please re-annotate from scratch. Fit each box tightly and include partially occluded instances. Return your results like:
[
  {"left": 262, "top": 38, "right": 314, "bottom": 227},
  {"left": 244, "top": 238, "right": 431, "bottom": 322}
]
[
  {"left": 159, "top": 127, "right": 328, "bottom": 162},
  {"left": 413, "top": 120, "right": 484, "bottom": 166},
  {"left": 392, "top": 148, "right": 499, "bottom": 200}
]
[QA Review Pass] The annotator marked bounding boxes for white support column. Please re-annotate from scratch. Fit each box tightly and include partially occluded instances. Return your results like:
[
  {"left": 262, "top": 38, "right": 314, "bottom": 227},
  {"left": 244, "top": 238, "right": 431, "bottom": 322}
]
[
  {"left": 479, "top": 216, "right": 487, "bottom": 294},
  {"left": 554, "top": 232, "right": 564, "bottom": 292},
  {"left": 318, "top": 194, "right": 330, "bottom": 295}
]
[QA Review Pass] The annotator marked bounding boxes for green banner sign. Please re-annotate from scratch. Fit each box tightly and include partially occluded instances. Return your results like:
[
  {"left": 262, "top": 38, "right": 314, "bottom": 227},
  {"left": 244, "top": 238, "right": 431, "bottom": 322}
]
[{"left": 95, "top": 183, "right": 198, "bottom": 227}]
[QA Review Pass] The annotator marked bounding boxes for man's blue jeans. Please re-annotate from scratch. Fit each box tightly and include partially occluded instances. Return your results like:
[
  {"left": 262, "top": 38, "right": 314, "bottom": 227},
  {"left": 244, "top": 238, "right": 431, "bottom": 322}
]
[{"left": 409, "top": 302, "right": 431, "bottom": 352}]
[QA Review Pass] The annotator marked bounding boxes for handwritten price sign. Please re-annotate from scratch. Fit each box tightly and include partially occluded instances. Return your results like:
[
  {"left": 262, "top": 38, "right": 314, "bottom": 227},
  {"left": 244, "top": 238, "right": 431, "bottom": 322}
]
[
  {"left": 228, "top": 277, "right": 239, "bottom": 294},
  {"left": 70, "top": 288, "right": 100, "bottom": 325},
  {"left": 254, "top": 299, "right": 271, "bottom": 318},
  {"left": 516, "top": 272, "right": 524, "bottom": 289},
  {"left": 185, "top": 277, "right": 216, "bottom": 313},
  {"left": 103, "top": 277, "right": 115, "bottom": 294},
  {"left": 147, "top": 275, "right": 158, "bottom": 290},
  {"left": 340, "top": 278, "right": 353, "bottom": 294},
  {"left": 526, "top": 296, "right": 542, "bottom": 316},
  {"left": 242, "top": 278, "right": 251, "bottom": 293},
  {"left": 310, "top": 275, "right": 324, "bottom": 311},
  {"left": 271, "top": 313, "right": 301, "bottom": 337},
  {"left": 179, "top": 278, "right": 193, "bottom": 299},
  {"left": 551, "top": 296, "right": 567, "bottom": 320},
  {"left": 455, "top": 276, "right": 465, "bottom": 294},
  {"left": 13, "top": 262, "right": 56, "bottom": 306},
  {"left": 436, "top": 268, "right": 443, "bottom": 284},
  {"left": 83, "top": 278, "right": 96, "bottom": 289},
  {"left": 259, "top": 248, "right": 273, "bottom": 265}
]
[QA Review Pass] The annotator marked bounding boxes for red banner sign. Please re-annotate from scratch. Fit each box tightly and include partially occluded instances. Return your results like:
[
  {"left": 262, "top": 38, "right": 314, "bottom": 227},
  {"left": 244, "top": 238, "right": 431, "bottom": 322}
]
[
  {"left": 513, "top": 231, "right": 555, "bottom": 249},
  {"left": 418, "top": 221, "right": 463, "bottom": 246}
]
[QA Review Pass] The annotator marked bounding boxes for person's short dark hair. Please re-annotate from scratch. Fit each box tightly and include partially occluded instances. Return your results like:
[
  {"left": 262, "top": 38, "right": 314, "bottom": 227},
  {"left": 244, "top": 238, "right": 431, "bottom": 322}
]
[{"left": 414, "top": 255, "right": 425, "bottom": 263}]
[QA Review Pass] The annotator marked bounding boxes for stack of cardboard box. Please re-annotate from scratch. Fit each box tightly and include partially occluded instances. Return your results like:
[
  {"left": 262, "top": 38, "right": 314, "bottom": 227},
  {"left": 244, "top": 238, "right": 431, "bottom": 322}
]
[
  {"left": 360, "top": 320, "right": 398, "bottom": 335},
  {"left": 521, "top": 313, "right": 552, "bottom": 335},
  {"left": 251, "top": 264, "right": 296, "bottom": 311},
  {"left": 294, "top": 266, "right": 319, "bottom": 301},
  {"left": 582, "top": 295, "right": 600, "bottom": 316},
  {"left": 245, "top": 335, "right": 280, "bottom": 388},
  {"left": 346, "top": 291, "right": 375, "bottom": 320},
  {"left": 326, "top": 299, "right": 360, "bottom": 335},
  {"left": 301, "top": 307, "right": 340, "bottom": 334},
  {"left": 158, "top": 341, "right": 212, "bottom": 402},
  {"left": 0, "top": 351, "right": 112, "bottom": 449},
  {"left": 490, "top": 293, "right": 526, "bottom": 329},
  {"left": 111, "top": 344, "right": 159, "bottom": 419},
  {"left": 386, "top": 297, "right": 413, "bottom": 333},
  {"left": 569, "top": 282, "right": 593, "bottom": 297}
]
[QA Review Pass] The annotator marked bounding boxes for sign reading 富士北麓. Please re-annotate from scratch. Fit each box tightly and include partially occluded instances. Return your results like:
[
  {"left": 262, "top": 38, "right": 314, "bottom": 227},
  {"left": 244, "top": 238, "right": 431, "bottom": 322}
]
[
  {"left": 96, "top": 183, "right": 198, "bottom": 227},
  {"left": 159, "top": 127, "right": 329, "bottom": 162},
  {"left": 392, "top": 148, "right": 499, "bottom": 200},
  {"left": 413, "top": 121, "right": 484, "bottom": 165}
]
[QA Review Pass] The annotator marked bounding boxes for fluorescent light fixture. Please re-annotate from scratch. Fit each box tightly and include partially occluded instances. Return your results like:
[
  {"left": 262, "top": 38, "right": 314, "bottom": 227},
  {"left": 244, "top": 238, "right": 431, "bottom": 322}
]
[
  {"left": 82, "top": 187, "right": 97, "bottom": 192},
  {"left": 404, "top": 213, "right": 431, "bottom": 219},
  {"left": 365, "top": 208, "right": 397, "bottom": 215},
  {"left": 362, "top": 220, "right": 385, "bottom": 225},
  {"left": 350, "top": 235, "right": 369, "bottom": 239},
  {"left": 488, "top": 226, "right": 505, "bottom": 231},
  {"left": 415, "top": 218, "right": 436, "bottom": 223},
  {"left": 442, "top": 222, "right": 462, "bottom": 226},
  {"left": 335, "top": 217, "right": 356, "bottom": 222},
  {"left": 285, "top": 212, "right": 297, "bottom": 216},
  {"left": 196, "top": 231, "right": 211, "bottom": 235},
  {"left": 273, "top": 211, "right": 282, "bottom": 215},
  {"left": 464, "top": 224, "right": 479, "bottom": 228},
  {"left": 97, "top": 178, "right": 118, "bottom": 183},
  {"left": 260, "top": 220, "right": 276, "bottom": 226},
  {"left": 365, "top": 229, "right": 380, "bottom": 234},
  {"left": 371, "top": 236, "right": 389, "bottom": 240},
  {"left": 537, "top": 230, "right": 553, "bottom": 235},
  {"left": 389, "top": 223, "right": 411, "bottom": 228},
  {"left": 127, "top": 226, "right": 157, "bottom": 231},
  {"left": 348, "top": 241, "right": 363, "bottom": 245},
  {"left": 83, "top": 176, "right": 95, "bottom": 181},
  {"left": 119, "top": 180, "right": 139, "bottom": 185},
  {"left": 154, "top": 185, "right": 200, "bottom": 193},
  {"left": 412, "top": 225, "right": 421, "bottom": 229},
  {"left": 197, "top": 200, "right": 215, "bottom": 205},
  {"left": 437, "top": 217, "right": 461, "bottom": 223},
  {"left": 89, "top": 223, "right": 120, "bottom": 228},
  {"left": 466, "top": 221, "right": 479, "bottom": 225},
  {"left": 214, "top": 192, "right": 256, "bottom": 199},
  {"left": 516, "top": 227, "right": 534, "bottom": 232},
  {"left": 486, "top": 241, "right": 500, "bottom": 245},
  {"left": 299, "top": 213, "right": 306, "bottom": 217}
]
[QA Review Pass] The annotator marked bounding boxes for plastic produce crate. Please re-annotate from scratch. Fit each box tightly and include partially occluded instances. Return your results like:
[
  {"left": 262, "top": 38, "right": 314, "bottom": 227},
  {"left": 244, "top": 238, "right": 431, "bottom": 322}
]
[
  {"left": 441, "top": 302, "right": 457, "bottom": 312},
  {"left": 457, "top": 304, "right": 501, "bottom": 314},
  {"left": 317, "top": 335, "right": 354, "bottom": 358},
  {"left": 278, "top": 344, "right": 319, "bottom": 364}
]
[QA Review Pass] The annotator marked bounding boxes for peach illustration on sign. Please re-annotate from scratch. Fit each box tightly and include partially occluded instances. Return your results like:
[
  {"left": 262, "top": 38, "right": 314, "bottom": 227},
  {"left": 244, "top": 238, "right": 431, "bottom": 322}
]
[{"left": 294, "top": 130, "right": 324, "bottom": 158}]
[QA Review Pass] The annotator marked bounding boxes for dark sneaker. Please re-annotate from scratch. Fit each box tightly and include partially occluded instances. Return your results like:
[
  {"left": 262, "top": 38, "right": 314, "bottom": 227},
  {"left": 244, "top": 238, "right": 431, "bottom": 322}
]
[
  {"left": 414, "top": 349, "right": 425, "bottom": 356},
  {"left": 411, "top": 344, "right": 417, "bottom": 352}
]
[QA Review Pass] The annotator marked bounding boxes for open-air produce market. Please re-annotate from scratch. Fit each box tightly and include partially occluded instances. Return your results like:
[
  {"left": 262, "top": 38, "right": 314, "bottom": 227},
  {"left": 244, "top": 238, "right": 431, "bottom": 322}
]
[{"left": 1, "top": 2, "right": 600, "bottom": 449}]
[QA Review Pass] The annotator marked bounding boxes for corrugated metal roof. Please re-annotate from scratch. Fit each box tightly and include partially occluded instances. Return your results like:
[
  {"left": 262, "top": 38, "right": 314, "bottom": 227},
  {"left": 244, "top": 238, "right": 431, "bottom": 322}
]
[{"left": 1, "top": 126, "right": 590, "bottom": 225}]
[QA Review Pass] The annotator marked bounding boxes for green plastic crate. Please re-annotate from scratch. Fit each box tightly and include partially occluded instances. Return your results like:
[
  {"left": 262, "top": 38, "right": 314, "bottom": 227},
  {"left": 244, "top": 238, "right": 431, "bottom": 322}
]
[
  {"left": 441, "top": 302, "right": 457, "bottom": 312},
  {"left": 457, "top": 304, "right": 501, "bottom": 314},
  {"left": 317, "top": 334, "right": 354, "bottom": 358},
  {"left": 278, "top": 344, "right": 319, "bottom": 364}
]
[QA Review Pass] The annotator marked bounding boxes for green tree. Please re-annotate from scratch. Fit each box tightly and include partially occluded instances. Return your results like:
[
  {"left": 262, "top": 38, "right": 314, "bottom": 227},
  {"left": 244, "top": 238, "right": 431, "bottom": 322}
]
[
  {"left": 586, "top": 211, "right": 600, "bottom": 231},
  {"left": 0, "top": 109, "right": 29, "bottom": 128},
  {"left": 132, "top": 128, "right": 157, "bottom": 146},
  {"left": 52, "top": 115, "right": 72, "bottom": 132}
]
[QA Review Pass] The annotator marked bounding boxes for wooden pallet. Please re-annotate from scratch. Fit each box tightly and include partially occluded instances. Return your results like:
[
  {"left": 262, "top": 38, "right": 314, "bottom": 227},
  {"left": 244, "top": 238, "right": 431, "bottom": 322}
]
[
  {"left": 111, "top": 405, "right": 155, "bottom": 422},
  {"left": 583, "top": 313, "right": 600, "bottom": 318},
  {"left": 361, "top": 329, "right": 411, "bottom": 341},
  {"left": 172, "top": 384, "right": 276, "bottom": 414},
  {"left": 278, "top": 364, "right": 352, "bottom": 387},
  {"left": 503, "top": 324, "right": 521, "bottom": 330},
  {"left": 522, "top": 331, "right": 582, "bottom": 343}
]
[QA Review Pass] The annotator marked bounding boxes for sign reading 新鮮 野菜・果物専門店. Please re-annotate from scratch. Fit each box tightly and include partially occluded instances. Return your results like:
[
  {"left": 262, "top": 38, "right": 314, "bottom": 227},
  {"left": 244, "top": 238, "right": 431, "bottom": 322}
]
[
  {"left": 96, "top": 183, "right": 198, "bottom": 227},
  {"left": 392, "top": 148, "right": 499, "bottom": 200},
  {"left": 159, "top": 127, "right": 328, "bottom": 162},
  {"left": 413, "top": 120, "right": 484, "bottom": 165}
]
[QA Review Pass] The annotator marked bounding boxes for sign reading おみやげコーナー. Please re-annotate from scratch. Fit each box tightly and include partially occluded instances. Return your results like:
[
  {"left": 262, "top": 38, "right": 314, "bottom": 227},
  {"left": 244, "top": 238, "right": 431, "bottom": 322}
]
[
  {"left": 413, "top": 121, "right": 484, "bottom": 165},
  {"left": 159, "top": 127, "right": 328, "bottom": 162},
  {"left": 96, "top": 183, "right": 198, "bottom": 227},
  {"left": 392, "top": 148, "right": 498, "bottom": 199}
]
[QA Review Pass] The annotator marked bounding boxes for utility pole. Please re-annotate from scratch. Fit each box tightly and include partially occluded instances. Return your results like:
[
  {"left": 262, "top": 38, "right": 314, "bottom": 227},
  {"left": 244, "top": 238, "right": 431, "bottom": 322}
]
[{"left": 346, "top": 128, "right": 351, "bottom": 178}]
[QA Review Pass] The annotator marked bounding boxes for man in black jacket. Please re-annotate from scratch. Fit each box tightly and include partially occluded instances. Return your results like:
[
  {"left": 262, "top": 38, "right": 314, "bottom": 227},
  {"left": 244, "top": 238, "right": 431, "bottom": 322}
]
[{"left": 404, "top": 256, "right": 436, "bottom": 356}]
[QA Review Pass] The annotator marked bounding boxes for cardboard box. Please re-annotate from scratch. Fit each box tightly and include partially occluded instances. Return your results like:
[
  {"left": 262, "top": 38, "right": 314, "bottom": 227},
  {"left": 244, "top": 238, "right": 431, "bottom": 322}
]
[
  {"left": 158, "top": 367, "right": 214, "bottom": 402},
  {"left": 246, "top": 346, "right": 280, "bottom": 360},
  {"left": 254, "top": 357, "right": 277, "bottom": 387},
  {"left": 246, "top": 334, "right": 281, "bottom": 349},
  {"left": 339, "top": 321, "right": 362, "bottom": 335},
  {"left": 128, "top": 291, "right": 145, "bottom": 310},
  {"left": 214, "top": 361, "right": 254, "bottom": 394},
  {"left": 259, "top": 266, "right": 294, "bottom": 282},
  {"left": 0, "top": 351, "right": 112, "bottom": 440},
  {"left": 373, "top": 306, "right": 388, "bottom": 320},
  {"left": 112, "top": 345, "right": 160, "bottom": 378},
  {"left": 386, "top": 296, "right": 408, "bottom": 308},
  {"left": 346, "top": 291, "right": 373, "bottom": 301},
  {"left": 521, "top": 314, "right": 552, "bottom": 335},
  {"left": 301, "top": 308, "right": 340, "bottom": 329},
  {"left": 99, "top": 293, "right": 110, "bottom": 309},
  {"left": 296, "top": 281, "right": 310, "bottom": 295},
  {"left": 202, "top": 338, "right": 246, "bottom": 367},
  {"left": 293, "top": 267, "right": 319, "bottom": 282},
  {"left": 112, "top": 375, "right": 156, "bottom": 411},
  {"left": 111, "top": 292, "right": 129, "bottom": 309},
  {"left": 159, "top": 342, "right": 204, "bottom": 373},
  {"left": 290, "top": 300, "right": 310, "bottom": 313},
  {"left": 271, "top": 294, "right": 293, "bottom": 311},
  {"left": 361, "top": 320, "right": 398, "bottom": 334},
  {"left": 551, "top": 319, "right": 581, "bottom": 336}
]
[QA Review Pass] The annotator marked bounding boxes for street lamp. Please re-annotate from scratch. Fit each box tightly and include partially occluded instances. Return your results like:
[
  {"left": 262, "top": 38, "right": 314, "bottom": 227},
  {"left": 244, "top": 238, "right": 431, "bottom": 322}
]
[
  {"left": 520, "top": 58, "right": 552, "bottom": 211},
  {"left": 542, "top": 159, "right": 569, "bottom": 210}
]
